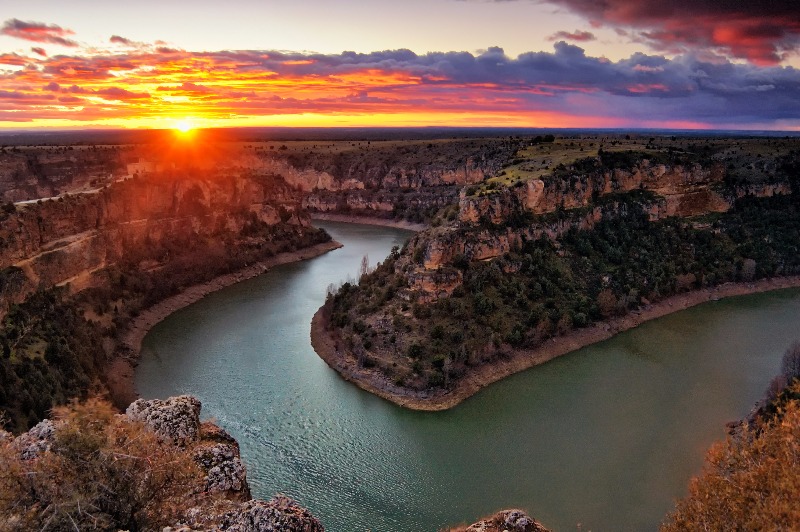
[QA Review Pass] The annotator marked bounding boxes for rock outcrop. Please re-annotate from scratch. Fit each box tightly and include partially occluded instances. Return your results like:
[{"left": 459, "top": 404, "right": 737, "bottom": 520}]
[
  {"left": 126, "top": 396, "right": 251, "bottom": 501},
  {"left": 10, "top": 419, "right": 56, "bottom": 460},
  {"left": 7, "top": 395, "right": 323, "bottom": 531},
  {"left": 453, "top": 509, "right": 550, "bottom": 532},
  {"left": 126, "top": 395, "right": 203, "bottom": 446},
  {"left": 214, "top": 497, "right": 325, "bottom": 532}
]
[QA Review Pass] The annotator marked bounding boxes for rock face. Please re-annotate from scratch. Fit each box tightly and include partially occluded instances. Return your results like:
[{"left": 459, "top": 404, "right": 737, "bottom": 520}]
[
  {"left": 126, "top": 395, "right": 251, "bottom": 501},
  {"left": 460, "top": 509, "right": 550, "bottom": 532},
  {"left": 0, "top": 147, "right": 125, "bottom": 203},
  {"left": 194, "top": 443, "right": 249, "bottom": 496},
  {"left": 458, "top": 159, "right": 787, "bottom": 225},
  {"left": 269, "top": 138, "right": 517, "bottom": 222},
  {"left": 398, "top": 158, "right": 790, "bottom": 302},
  {"left": 0, "top": 171, "right": 311, "bottom": 312}
]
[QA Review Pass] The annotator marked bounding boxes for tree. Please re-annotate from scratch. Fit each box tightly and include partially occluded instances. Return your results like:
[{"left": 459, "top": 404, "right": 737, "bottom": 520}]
[
  {"left": 358, "top": 254, "right": 370, "bottom": 283},
  {"left": 781, "top": 341, "right": 800, "bottom": 382}
]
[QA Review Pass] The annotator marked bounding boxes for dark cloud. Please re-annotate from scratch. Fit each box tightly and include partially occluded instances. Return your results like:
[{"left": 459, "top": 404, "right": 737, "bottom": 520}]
[
  {"left": 0, "top": 19, "right": 78, "bottom": 47},
  {"left": 31, "top": 47, "right": 47, "bottom": 57},
  {"left": 548, "top": 30, "right": 595, "bottom": 42},
  {"left": 109, "top": 35, "right": 149, "bottom": 50},
  {"left": 542, "top": 0, "right": 800, "bottom": 65},
  {"left": 110, "top": 35, "right": 132, "bottom": 46}
]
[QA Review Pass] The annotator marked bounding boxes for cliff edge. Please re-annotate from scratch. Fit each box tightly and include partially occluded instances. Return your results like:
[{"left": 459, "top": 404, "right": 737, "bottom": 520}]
[{"left": 1, "top": 394, "right": 324, "bottom": 531}]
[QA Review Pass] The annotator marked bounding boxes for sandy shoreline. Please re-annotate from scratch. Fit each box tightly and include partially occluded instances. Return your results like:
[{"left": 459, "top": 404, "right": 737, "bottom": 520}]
[
  {"left": 311, "top": 212, "right": 427, "bottom": 232},
  {"left": 106, "top": 240, "right": 343, "bottom": 408},
  {"left": 310, "top": 275, "right": 800, "bottom": 411}
]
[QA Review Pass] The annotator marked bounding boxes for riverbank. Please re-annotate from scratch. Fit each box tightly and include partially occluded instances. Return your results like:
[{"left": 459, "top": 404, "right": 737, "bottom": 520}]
[
  {"left": 311, "top": 212, "right": 427, "bottom": 232},
  {"left": 311, "top": 275, "right": 800, "bottom": 411},
  {"left": 106, "top": 240, "right": 343, "bottom": 408}
]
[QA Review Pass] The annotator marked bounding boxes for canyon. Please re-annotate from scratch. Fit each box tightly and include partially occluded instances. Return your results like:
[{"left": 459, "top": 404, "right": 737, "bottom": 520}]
[{"left": 2, "top": 131, "right": 799, "bottom": 530}]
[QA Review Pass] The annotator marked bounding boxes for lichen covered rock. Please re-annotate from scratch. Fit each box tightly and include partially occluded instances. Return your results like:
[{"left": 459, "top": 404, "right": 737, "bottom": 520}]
[
  {"left": 462, "top": 509, "right": 549, "bottom": 532},
  {"left": 194, "top": 443, "right": 249, "bottom": 498},
  {"left": 12, "top": 419, "right": 56, "bottom": 460},
  {"left": 126, "top": 395, "right": 201, "bottom": 445},
  {"left": 217, "top": 496, "right": 325, "bottom": 532}
]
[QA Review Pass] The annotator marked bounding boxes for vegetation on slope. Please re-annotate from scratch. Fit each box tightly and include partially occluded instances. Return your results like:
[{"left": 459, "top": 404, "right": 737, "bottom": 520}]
[
  {"left": 661, "top": 344, "right": 800, "bottom": 530},
  {"left": 0, "top": 398, "right": 200, "bottom": 531},
  {"left": 327, "top": 193, "right": 800, "bottom": 392},
  {"left": 0, "top": 223, "right": 330, "bottom": 434}
]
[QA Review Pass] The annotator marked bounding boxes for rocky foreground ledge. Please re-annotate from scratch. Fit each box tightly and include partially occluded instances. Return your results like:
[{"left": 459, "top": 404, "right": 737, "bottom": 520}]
[
  {"left": 3, "top": 395, "right": 324, "bottom": 531},
  {"left": 449, "top": 509, "right": 550, "bottom": 532}
]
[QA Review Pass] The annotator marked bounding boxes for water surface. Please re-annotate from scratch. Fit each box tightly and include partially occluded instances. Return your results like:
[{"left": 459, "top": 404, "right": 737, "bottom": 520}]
[{"left": 137, "top": 221, "right": 800, "bottom": 531}]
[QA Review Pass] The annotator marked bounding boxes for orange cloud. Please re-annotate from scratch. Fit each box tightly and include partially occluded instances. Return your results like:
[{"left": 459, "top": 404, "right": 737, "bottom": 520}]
[{"left": 0, "top": 44, "right": 797, "bottom": 130}]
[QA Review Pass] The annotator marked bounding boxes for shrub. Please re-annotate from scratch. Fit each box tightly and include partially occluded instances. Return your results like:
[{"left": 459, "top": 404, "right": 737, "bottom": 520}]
[
  {"left": 661, "top": 383, "right": 800, "bottom": 531},
  {"left": 0, "top": 398, "right": 200, "bottom": 530}
]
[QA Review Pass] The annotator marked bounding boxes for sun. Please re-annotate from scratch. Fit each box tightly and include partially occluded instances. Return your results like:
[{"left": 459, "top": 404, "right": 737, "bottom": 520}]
[{"left": 174, "top": 119, "right": 194, "bottom": 133}]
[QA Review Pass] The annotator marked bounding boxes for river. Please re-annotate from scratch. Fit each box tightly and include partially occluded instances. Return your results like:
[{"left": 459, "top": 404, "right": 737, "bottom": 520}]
[{"left": 137, "top": 221, "right": 800, "bottom": 531}]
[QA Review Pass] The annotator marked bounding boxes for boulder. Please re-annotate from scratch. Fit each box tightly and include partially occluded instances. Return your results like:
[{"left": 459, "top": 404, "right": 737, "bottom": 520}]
[
  {"left": 194, "top": 443, "right": 250, "bottom": 499},
  {"left": 12, "top": 419, "right": 56, "bottom": 460},
  {"left": 216, "top": 496, "right": 325, "bottom": 532},
  {"left": 464, "top": 509, "right": 549, "bottom": 532},
  {"left": 126, "top": 395, "right": 201, "bottom": 445}
]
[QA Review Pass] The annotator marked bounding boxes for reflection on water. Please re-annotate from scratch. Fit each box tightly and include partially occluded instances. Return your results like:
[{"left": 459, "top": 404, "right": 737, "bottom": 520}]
[{"left": 137, "top": 221, "right": 800, "bottom": 531}]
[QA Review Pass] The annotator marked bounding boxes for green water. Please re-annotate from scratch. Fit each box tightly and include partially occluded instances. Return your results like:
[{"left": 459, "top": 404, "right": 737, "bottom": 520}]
[{"left": 137, "top": 221, "right": 800, "bottom": 531}]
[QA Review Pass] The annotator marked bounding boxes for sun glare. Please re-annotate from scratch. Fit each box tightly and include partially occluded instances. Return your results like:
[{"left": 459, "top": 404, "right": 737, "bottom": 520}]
[{"left": 174, "top": 119, "right": 194, "bottom": 133}]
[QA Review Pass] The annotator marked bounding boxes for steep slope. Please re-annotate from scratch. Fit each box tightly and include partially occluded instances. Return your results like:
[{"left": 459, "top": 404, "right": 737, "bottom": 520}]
[
  {"left": 314, "top": 144, "right": 800, "bottom": 409},
  {"left": 0, "top": 168, "right": 332, "bottom": 432}
]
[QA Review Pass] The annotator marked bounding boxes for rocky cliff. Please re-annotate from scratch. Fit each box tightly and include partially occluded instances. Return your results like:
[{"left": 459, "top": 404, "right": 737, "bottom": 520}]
[
  {"left": 450, "top": 509, "right": 550, "bottom": 532},
  {"left": 0, "top": 170, "right": 313, "bottom": 312},
  {"left": 257, "top": 138, "right": 520, "bottom": 223},
  {"left": 2, "top": 394, "right": 324, "bottom": 531},
  {"left": 0, "top": 146, "right": 126, "bottom": 203},
  {"left": 457, "top": 159, "right": 785, "bottom": 225},
  {"left": 405, "top": 158, "right": 791, "bottom": 300}
]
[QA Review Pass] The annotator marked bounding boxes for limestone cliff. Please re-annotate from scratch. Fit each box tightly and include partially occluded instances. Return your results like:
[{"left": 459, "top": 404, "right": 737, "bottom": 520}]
[
  {"left": 459, "top": 159, "right": 741, "bottom": 225},
  {"left": 0, "top": 146, "right": 126, "bottom": 203},
  {"left": 262, "top": 138, "right": 520, "bottom": 222},
  {"left": 0, "top": 170, "right": 314, "bottom": 312},
  {"left": 404, "top": 158, "right": 790, "bottom": 301}
]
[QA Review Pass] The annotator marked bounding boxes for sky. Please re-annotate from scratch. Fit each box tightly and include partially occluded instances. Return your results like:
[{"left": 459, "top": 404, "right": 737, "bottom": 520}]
[{"left": 0, "top": 0, "right": 799, "bottom": 131}]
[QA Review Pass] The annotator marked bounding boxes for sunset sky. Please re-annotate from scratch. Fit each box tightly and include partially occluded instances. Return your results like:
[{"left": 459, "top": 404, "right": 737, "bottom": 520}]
[{"left": 1, "top": 0, "right": 799, "bottom": 130}]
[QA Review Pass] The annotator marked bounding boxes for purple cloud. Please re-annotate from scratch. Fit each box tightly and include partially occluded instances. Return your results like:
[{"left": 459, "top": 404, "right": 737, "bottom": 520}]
[{"left": 1, "top": 18, "right": 78, "bottom": 47}]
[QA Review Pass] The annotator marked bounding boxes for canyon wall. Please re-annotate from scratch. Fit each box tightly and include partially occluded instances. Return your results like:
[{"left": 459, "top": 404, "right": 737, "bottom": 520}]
[
  {"left": 0, "top": 147, "right": 126, "bottom": 203},
  {"left": 403, "top": 159, "right": 791, "bottom": 301},
  {"left": 458, "top": 161, "right": 735, "bottom": 225},
  {"left": 0, "top": 171, "right": 311, "bottom": 312},
  {"left": 259, "top": 139, "right": 518, "bottom": 222}
]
